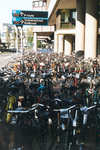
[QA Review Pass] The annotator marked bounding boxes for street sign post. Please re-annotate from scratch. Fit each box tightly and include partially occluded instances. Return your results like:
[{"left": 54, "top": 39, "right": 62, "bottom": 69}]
[
  {"left": 12, "top": 10, "right": 48, "bottom": 56},
  {"left": 12, "top": 10, "right": 48, "bottom": 18},
  {"left": 12, "top": 17, "right": 48, "bottom": 26}
]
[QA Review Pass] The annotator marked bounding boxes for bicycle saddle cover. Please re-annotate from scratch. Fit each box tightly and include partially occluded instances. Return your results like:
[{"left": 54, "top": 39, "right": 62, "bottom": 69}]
[
  {"left": 14, "top": 79, "right": 24, "bottom": 87},
  {"left": 38, "top": 84, "right": 47, "bottom": 91},
  {"left": 8, "top": 84, "right": 19, "bottom": 91}
]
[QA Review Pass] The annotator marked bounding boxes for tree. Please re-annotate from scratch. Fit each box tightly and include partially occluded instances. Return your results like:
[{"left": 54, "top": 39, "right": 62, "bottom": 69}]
[
  {"left": 18, "top": 28, "right": 21, "bottom": 49},
  {"left": 6, "top": 27, "right": 10, "bottom": 48},
  {"left": 26, "top": 27, "right": 33, "bottom": 49},
  {"left": 37, "top": 40, "right": 41, "bottom": 48},
  {"left": 13, "top": 28, "right": 16, "bottom": 47}
]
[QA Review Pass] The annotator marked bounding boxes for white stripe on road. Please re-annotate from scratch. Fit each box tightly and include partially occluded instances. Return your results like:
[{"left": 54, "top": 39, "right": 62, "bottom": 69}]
[
  {"left": 0, "top": 54, "right": 16, "bottom": 60},
  {"left": 4, "top": 55, "right": 14, "bottom": 59}
]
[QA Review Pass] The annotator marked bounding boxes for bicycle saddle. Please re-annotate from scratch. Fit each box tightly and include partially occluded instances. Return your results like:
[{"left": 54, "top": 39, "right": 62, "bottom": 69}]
[
  {"left": 14, "top": 80, "right": 24, "bottom": 87},
  {"left": 8, "top": 84, "right": 19, "bottom": 91},
  {"left": 38, "top": 84, "right": 47, "bottom": 91}
]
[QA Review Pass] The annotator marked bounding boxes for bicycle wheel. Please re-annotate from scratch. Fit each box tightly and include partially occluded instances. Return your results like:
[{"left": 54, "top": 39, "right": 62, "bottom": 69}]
[{"left": 32, "top": 132, "right": 44, "bottom": 150}]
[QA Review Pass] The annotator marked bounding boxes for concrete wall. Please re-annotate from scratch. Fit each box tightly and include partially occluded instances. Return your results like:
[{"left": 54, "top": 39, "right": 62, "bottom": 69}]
[
  {"left": 46, "top": 0, "right": 51, "bottom": 11},
  {"left": 47, "top": 0, "right": 58, "bottom": 18},
  {"left": 56, "top": 13, "right": 61, "bottom": 30},
  {"left": 85, "top": 0, "right": 99, "bottom": 58},
  {"left": 64, "top": 34, "right": 72, "bottom": 55},
  {"left": 58, "top": 0, "right": 76, "bottom": 9},
  {"left": 75, "top": 0, "right": 85, "bottom": 57},
  {"left": 33, "top": 26, "right": 54, "bottom": 33},
  {"left": 59, "top": 35, "right": 64, "bottom": 53},
  {"left": 98, "top": 37, "right": 100, "bottom": 55}
]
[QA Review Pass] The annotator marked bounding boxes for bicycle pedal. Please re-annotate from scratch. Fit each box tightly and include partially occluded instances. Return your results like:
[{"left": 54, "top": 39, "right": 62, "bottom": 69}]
[{"left": 76, "top": 129, "right": 81, "bottom": 134}]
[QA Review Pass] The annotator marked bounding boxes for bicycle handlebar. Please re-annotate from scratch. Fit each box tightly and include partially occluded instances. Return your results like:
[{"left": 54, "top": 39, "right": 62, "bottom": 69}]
[
  {"left": 7, "top": 107, "right": 37, "bottom": 114},
  {"left": 5, "top": 102, "right": 97, "bottom": 115},
  {"left": 80, "top": 105, "right": 96, "bottom": 113},
  {"left": 7, "top": 103, "right": 45, "bottom": 114},
  {"left": 53, "top": 104, "right": 76, "bottom": 112}
]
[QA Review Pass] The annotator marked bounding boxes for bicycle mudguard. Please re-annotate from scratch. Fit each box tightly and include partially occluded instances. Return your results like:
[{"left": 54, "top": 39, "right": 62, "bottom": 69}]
[
  {"left": 63, "top": 99, "right": 75, "bottom": 106},
  {"left": 6, "top": 95, "right": 16, "bottom": 123}
]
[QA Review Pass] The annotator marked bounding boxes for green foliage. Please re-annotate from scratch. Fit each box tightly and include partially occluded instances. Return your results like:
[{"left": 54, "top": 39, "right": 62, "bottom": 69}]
[
  {"left": 6, "top": 27, "right": 10, "bottom": 48},
  {"left": 18, "top": 28, "right": 21, "bottom": 47},
  {"left": 13, "top": 28, "right": 16, "bottom": 47},
  {"left": 37, "top": 40, "right": 41, "bottom": 48},
  {"left": 26, "top": 27, "right": 33, "bottom": 49},
  {"left": 42, "top": 44, "right": 48, "bottom": 48}
]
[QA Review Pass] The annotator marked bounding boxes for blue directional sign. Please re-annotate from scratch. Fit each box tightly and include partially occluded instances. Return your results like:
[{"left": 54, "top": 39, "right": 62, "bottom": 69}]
[
  {"left": 12, "top": 17, "right": 48, "bottom": 26},
  {"left": 12, "top": 10, "right": 48, "bottom": 19}
]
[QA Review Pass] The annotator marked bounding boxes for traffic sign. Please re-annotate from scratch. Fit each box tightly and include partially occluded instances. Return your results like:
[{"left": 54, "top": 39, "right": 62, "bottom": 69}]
[
  {"left": 12, "top": 10, "right": 48, "bottom": 18},
  {"left": 12, "top": 17, "right": 48, "bottom": 26}
]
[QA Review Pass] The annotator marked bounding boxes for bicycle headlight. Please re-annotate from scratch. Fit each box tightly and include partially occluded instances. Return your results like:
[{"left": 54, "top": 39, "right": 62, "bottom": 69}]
[
  {"left": 61, "top": 124, "right": 66, "bottom": 130},
  {"left": 31, "top": 73, "right": 35, "bottom": 78},
  {"left": 48, "top": 118, "right": 52, "bottom": 125},
  {"left": 10, "top": 116, "right": 17, "bottom": 125},
  {"left": 60, "top": 83, "right": 62, "bottom": 86}
]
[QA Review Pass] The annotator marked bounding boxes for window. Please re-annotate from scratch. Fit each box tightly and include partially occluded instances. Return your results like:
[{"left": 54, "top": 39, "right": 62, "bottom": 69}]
[
  {"left": 61, "top": 23, "right": 69, "bottom": 28},
  {"left": 34, "top": 1, "right": 38, "bottom": 7},
  {"left": 33, "top": 1, "right": 44, "bottom": 7},
  {"left": 72, "top": 12, "right": 76, "bottom": 20},
  {"left": 61, "top": 10, "right": 70, "bottom": 22},
  {"left": 60, "top": 9, "right": 76, "bottom": 29},
  {"left": 39, "top": 1, "right": 43, "bottom": 6},
  {"left": 61, "top": 13, "right": 65, "bottom": 22},
  {"left": 43, "top": 2, "right": 46, "bottom": 6},
  {"left": 71, "top": 10, "right": 76, "bottom": 27}
]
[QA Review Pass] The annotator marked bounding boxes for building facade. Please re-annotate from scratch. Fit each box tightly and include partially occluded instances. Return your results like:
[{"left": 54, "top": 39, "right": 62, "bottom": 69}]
[
  {"left": 0, "top": 23, "right": 30, "bottom": 49},
  {"left": 42, "top": 0, "right": 100, "bottom": 58},
  {"left": 32, "top": 0, "right": 54, "bottom": 51},
  {"left": 0, "top": 23, "right": 13, "bottom": 46}
]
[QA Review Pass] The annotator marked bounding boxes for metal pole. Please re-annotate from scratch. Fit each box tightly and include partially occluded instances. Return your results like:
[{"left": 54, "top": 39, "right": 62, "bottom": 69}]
[
  {"left": 16, "top": 26, "right": 18, "bottom": 56},
  {"left": 21, "top": 26, "right": 23, "bottom": 57},
  {"left": 34, "top": 32, "right": 37, "bottom": 52}
]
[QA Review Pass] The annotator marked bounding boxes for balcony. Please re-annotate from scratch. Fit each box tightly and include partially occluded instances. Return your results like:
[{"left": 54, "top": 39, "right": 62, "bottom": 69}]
[{"left": 56, "top": 9, "right": 76, "bottom": 31}]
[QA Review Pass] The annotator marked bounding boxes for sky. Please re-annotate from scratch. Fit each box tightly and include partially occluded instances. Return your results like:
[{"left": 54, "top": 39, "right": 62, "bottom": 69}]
[{"left": 0, "top": 0, "right": 32, "bottom": 24}]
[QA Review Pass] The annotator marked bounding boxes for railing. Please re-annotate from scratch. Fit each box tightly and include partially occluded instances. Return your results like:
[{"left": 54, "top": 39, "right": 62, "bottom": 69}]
[
  {"left": 56, "top": 22, "right": 75, "bottom": 31},
  {"left": 61, "top": 22, "right": 75, "bottom": 29}
]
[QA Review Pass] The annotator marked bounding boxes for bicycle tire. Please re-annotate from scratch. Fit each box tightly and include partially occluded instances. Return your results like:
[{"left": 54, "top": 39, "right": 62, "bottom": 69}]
[{"left": 32, "top": 133, "right": 44, "bottom": 150}]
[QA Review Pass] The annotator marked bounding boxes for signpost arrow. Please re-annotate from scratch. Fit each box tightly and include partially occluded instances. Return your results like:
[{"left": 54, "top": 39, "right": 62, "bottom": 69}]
[
  {"left": 12, "top": 10, "right": 48, "bottom": 18},
  {"left": 12, "top": 17, "right": 48, "bottom": 26}
]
